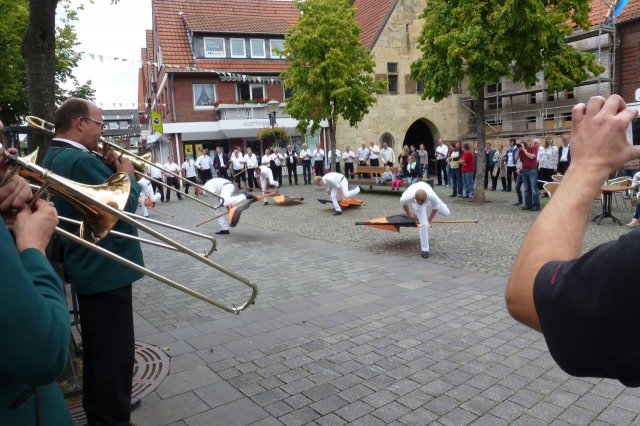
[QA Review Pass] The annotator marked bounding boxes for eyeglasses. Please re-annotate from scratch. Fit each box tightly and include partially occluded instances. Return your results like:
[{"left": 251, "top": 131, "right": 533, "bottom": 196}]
[{"left": 82, "top": 117, "right": 105, "bottom": 128}]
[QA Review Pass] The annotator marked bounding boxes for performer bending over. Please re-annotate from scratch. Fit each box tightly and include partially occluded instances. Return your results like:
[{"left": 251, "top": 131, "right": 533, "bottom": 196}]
[
  {"left": 314, "top": 172, "right": 360, "bottom": 215},
  {"left": 203, "top": 178, "right": 255, "bottom": 234},
  {"left": 254, "top": 165, "right": 279, "bottom": 205},
  {"left": 400, "top": 181, "right": 450, "bottom": 259},
  {"left": 137, "top": 176, "right": 160, "bottom": 218}
]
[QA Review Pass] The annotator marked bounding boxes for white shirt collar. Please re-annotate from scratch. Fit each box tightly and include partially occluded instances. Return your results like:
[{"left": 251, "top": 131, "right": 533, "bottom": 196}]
[{"left": 52, "top": 137, "right": 90, "bottom": 152}]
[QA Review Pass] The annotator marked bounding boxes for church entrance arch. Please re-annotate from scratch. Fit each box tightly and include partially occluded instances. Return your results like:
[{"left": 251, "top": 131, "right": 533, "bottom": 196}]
[{"left": 403, "top": 118, "right": 439, "bottom": 175}]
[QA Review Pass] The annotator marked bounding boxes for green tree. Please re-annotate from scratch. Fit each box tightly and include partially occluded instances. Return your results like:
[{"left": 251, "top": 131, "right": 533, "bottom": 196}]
[
  {"left": 411, "top": 0, "right": 603, "bottom": 202},
  {"left": 281, "top": 0, "right": 384, "bottom": 171}
]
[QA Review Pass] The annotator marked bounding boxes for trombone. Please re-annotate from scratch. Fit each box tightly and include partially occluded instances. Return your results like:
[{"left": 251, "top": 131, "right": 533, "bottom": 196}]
[
  {"left": 1, "top": 146, "right": 257, "bottom": 314},
  {"left": 26, "top": 115, "right": 225, "bottom": 210}
]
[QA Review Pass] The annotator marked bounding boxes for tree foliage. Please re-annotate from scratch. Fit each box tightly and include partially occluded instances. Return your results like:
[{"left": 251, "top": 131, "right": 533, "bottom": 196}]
[
  {"left": 281, "top": 0, "right": 384, "bottom": 171},
  {"left": 0, "top": 0, "right": 93, "bottom": 131},
  {"left": 411, "top": 0, "right": 603, "bottom": 201}
]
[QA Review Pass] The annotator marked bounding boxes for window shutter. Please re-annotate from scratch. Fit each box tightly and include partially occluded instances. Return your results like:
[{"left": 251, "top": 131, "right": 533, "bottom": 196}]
[{"left": 405, "top": 75, "right": 417, "bottom": 94}]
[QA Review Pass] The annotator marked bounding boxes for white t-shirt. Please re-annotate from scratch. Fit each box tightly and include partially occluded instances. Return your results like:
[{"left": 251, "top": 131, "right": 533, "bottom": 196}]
[
  {"left": 436, "top": 144, "right": 449, "bottom": 160},
  {"left": 182, "top": 159, "right": 197, "bottom": 177},
  {"left": 244, "top": 153, "right": 258, "bottom": 168},
  {"left": 313, "top": 149, "right": 325, "bottom": 161},
  {"left": 196, "top": 154, "right": 212, "bottom": 170},
  {"left": 357, "top": 147, "right": 368, "bottom": 162},
  {"left": 299, "top": 149, "right": 312, "bottom": 161},
  {"left": 368, "top": 144, "right": 380, "bottom": 160},
  {"left": 400, "top": 182, "right": 447, "bottom": 212},
  {"left": 342, "top": 150, "right": 356, "bottom": 163},
  {"left": 164, "top": 161, "right": 181, "bottom": 175},
  {"left": 230, "top": 153, "right": 245, "bottom": 170}
]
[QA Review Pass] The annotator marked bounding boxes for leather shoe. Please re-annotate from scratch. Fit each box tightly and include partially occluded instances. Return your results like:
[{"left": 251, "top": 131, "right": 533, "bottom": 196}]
[
  {"left": 421, "top": 251, "right": 430, "bottom": 259},
  {"left": 215, "top": 230, "right": 230, "bottom": 235},
  {"left": 130, "top": 396, "right": 141, "bottom": 412},
  {"left": 333, "top": 211, "right": 342, "bottom": 215},
  {"left": 530, "top": 207, "right": 540, "bottom": 211},
  {"left": 521, "top": 206, "right": 531, "bottom": 210}
]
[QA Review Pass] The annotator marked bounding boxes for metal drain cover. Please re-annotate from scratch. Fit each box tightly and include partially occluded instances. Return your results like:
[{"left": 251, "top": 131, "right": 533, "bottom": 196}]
[{"left": 68, "top": 341, "right": 170, "bottom": 424}]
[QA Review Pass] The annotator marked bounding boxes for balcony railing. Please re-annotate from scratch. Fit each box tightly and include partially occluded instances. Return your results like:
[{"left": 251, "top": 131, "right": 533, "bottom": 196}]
[{"left": 215, "top": 103, "right": 290, "bottom": 121}]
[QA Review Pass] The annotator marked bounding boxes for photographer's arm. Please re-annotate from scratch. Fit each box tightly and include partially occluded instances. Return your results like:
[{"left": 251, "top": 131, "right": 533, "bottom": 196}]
[{"left": 506, "top": 96, "right": 640, "bottom": 331}]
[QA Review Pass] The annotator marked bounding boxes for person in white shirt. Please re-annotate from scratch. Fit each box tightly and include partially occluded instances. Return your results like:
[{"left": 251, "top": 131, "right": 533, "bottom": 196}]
[
  {"left": 342, "top": 146, "right": 356, "bottom": 179},
  {"left": 229, "top": 147, "right": 246, "bottom": 190},
  {"left": 435, "top": 138, "right": 449, "bottom": 186},
  {"left": 147, "top": 156, "right": 165, "bottom": 202},
  {"left": 400, "top": 181, "right": 450, "bottom": 259},
  {"left": 163, "top": 155, "right": 183, "bottom": 202},
  {"left": 367, "top": 141, "right": 381, "bottom": 168},
  {"left": 312, "top": 146, "right": 325, "bottom": 177},
  {"left": 196, "top": 149, "right": 213, "bottom": 183},
  {"left": 537, "top": 136, "right": 559, "bottom": 189},
  {"left": 357, "top": 143, "right": 369, "bottom": 178},
  {"left": 284, "top": 144, "right": 299, "bottom": 185},
  {"left": 254, "top": 165, "right": 280, "bottom": 205},
  {"left": 203, "top": 178, "right": 255, "bottom": 235},
  {"left": 272, "top": 147, "right": 284, "bottom": 186},
  {"left": 299, "top": 143, "right": 312, "bottom": 184},
  {"left": 137, "top": 177, "right": 161, "bottom": 218},
  {"left": 261, "top": 148, "right": 273, "bottom": 167},
  {"left": 314, "top": 172, "right": 360, "bottom": 215},
  {"left": 380, "top": 142, "right": 395, "bottom": 167},
  {"left": 181, "top": 156, "right": 197, "bottom": 195},
  {"left": 558, "top": 135, "right": 571, "bottom": 175},
  {"left": 244, "top": 147, "right": 259, "bottom": 191},
  {"left": 328, "top": 148, "right": 341, "bottom": 173}
]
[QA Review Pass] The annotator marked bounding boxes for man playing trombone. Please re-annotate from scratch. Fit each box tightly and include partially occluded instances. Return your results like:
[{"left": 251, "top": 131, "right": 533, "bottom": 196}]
[{"left": 43, "top": 98, "right": 144, "bottom": 425}]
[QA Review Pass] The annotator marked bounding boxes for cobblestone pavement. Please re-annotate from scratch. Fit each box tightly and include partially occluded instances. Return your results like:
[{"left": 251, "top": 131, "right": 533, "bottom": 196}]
[{"left": 131, "top": 182, "right": 637, "bottom": 425}]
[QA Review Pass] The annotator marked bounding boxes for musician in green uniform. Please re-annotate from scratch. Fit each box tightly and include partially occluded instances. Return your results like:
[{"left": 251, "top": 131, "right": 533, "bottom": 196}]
[
  {"left": 0, "top": 142, "right": 72, "bottom": 424},
  {"left": 43, "top": 98, "right": 144, "bottom": 425}
]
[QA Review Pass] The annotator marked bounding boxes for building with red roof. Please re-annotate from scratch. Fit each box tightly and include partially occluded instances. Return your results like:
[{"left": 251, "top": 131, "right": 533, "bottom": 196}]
[{"left": 139, "top": 0, "right": 310, "bottom": 164}]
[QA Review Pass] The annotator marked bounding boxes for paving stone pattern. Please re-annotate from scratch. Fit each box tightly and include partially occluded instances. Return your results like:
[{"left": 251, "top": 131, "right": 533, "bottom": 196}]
[{"left": 131, "top": 183, "right": 636, "bottom": 425}]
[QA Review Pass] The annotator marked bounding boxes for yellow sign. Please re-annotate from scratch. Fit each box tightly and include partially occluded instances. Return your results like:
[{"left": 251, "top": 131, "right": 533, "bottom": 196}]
[{"left": 151, "top": 111, "right": 163, "bottom": 134}]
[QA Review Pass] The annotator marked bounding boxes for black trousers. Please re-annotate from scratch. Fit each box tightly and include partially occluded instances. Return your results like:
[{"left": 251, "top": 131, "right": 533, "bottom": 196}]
[
  {"left": 358, "top": 160, "right": 368, "bottom": 178},
  {"left": 344, "top": 162, "right": 354, "bottom": 179},
  {"left": 436, "top": 159, "right": 448, "bottom": 185},
  {"left": 272, "top": 165, "right": 282, "bottom": 186},
  {"left": 369, "top": 158, "right": 380, "bottom": 177},
  {"left": 166, "top": 176, "right": 182, "bottom": 201},
  {"left": 78, "top": 285, "right": 134, "bottom": 426},
  {"left": 539, "top": 168, "right": 554, "bottom": 189},
  {"left": 558, "top": 161, "right": 569, "bottom": 175},
  {"left": 506, "top": 166, "right": 517, "bottom": 191},
  {"left": 184, "top": 176, "right": 197, "bottom": 194},
  {"left": 247, "top": 168, "right": 257, "bottom": 189},
  {"left": 484, "top": 165, "right": 494, "bottom": 189},
  {"left": 287, "top": 163, "right": 298, "bottom": 184},
  {"left": 314, "top": 160, "right": 324, "bottom": 176},
  {"left": 233, "top": 169, "right": 246, "bottom": 188},
  {"left": 150, "top": 178, "right": 165, "bottom": 202},
  {"left": 216, "top": 167, "right": 228, "bottom": 179},
  {"left": 200, "top": 168, "right": 213, "bottom": 183}
]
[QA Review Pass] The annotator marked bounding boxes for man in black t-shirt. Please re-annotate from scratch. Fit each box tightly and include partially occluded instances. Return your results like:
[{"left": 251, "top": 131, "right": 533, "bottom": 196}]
[{"left": 506, "top": 95, "right": 640, "bottom": 386}]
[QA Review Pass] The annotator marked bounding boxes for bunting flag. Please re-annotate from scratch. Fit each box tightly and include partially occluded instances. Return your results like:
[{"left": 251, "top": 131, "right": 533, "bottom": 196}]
[{"left": 70, "top": 49, "right": 285, "bottom": 85}]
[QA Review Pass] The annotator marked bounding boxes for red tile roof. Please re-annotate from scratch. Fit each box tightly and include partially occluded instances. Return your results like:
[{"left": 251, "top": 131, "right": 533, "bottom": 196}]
[
  {"left": 588, "top": 0, "right": 612, "bottom": 25},
  {"left": 615, "top": 0, "right": 640, "bottom": 23},
  {"left": 153, "top": 0, "right": 298, "bottom": 71},
  {"left": 353, "top": 0, "right": 397, "bottom": 49}
]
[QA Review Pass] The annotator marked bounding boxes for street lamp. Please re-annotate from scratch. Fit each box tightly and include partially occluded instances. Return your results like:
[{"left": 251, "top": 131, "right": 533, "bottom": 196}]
[
  {"left": 265, "top": 99, "right": 280, "bottom": 150},
  {"left": 266, "top": 99, "right": 279, "bottom": 127}
]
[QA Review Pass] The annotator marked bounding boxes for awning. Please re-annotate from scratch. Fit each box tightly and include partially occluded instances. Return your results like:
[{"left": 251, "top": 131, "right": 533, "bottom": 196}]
[{"left": 163, "top": 118, "right": 327, "bottom": 141}]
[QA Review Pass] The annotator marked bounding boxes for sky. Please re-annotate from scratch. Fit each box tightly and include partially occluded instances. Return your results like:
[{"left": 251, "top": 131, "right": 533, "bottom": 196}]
[{"left": 62, "top": 0, "right": 152, "bottom": 109}]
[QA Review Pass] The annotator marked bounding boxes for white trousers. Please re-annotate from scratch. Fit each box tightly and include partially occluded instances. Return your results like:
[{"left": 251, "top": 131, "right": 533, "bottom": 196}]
[
  {"left": 413, "top": 201, "right": 450, "bottom": 252},
  {"left": 259, "top": 169, "right": 279, "bottom": 195},
  {"left": 331, "top": 179, "right": 360, "bottom": 212},
  {"left": 216, "top": 184, "right": 246, "bottom": 230},
  {"left": 139, "top": 180, "right": 158, "bottom": 217}
]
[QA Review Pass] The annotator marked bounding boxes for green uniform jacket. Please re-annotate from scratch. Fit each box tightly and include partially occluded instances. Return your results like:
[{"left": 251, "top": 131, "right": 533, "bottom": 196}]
[
  {"left": 43, "top": 145, "right": 144, "bottom": 294},
  {"left": 0, "top": 219, "right": 73, "bottom": 425}
]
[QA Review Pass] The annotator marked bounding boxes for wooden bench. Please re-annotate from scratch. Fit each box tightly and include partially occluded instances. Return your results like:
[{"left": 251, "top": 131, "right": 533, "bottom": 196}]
[{"left": 349, "top": 165, "right": 434, "bottom": 190}]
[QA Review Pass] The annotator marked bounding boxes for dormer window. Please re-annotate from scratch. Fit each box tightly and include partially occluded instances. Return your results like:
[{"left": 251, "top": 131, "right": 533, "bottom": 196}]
[
  {"left": 230, "top": 38, "right": 246, "bottom": 58},
  {"left": 250, "top": 39, "right": 266, "bottom": 58},
  {"left": 204, "top": 37, "right": 225, "bottom": 58},
  {"left": 270, "top": 40, "right": 285, "bottom": 59}
]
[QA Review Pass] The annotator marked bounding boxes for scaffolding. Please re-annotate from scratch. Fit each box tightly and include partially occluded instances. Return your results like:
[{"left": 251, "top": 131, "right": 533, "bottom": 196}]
[{"left": 459, "top": 0, "right": 618, "bottom": 141}]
